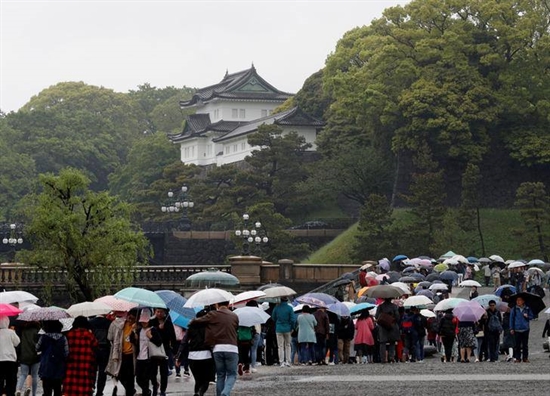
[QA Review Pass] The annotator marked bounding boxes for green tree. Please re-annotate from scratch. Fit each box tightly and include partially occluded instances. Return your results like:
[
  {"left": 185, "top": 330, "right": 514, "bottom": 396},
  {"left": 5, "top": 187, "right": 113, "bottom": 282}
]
[
  {"left": 6, "top": 82, "right": 141, "bottom": 191},
  {"left": 19, "top": 168, "right": 150, "bottom": 302},
  {"left": 514, "top": 182, "right": 550, "bottom": 261},
  {"left": 352, "top": 194, "right": 395, "bottom": 262}
]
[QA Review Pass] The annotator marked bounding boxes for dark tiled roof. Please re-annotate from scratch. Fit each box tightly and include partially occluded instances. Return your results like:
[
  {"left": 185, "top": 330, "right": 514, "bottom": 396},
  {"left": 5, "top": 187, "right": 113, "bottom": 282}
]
[
  {"left": 168, "top": 118, "right": 243, "bottom": 143},
  {"left": 213, "top": 106, "right": 324, "bottom": 142},
  {"left": 180, "top": 66, "right": 293, "bottom": 107}
]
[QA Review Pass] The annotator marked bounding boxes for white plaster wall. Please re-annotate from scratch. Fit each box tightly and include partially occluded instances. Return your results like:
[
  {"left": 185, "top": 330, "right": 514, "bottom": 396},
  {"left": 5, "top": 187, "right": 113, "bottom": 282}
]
[{"left": 199, "top": 100, "right": 281, "bottom": 122}]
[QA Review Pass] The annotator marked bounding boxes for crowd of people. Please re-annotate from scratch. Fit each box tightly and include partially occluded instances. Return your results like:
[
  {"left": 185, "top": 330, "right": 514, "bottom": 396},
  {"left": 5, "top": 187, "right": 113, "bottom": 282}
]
[{"left": 0, "top": 254, "right": 547, "bottom": 396}]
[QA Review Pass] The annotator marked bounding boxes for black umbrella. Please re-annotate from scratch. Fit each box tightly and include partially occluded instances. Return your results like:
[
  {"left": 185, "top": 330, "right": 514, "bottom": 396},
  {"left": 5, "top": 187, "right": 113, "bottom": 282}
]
[
  {"left": 386, "top": 271, "right": 401, "bottom": 283},
  {"left": 508, "top": 292, "right": 546, "bottom": 316},
  {"left": 410, "top": 273, "right": 426, "bottom": 281},
  {"left": 425, "top": 273, "right": 440, "bottom": 282},
  {"left": 332, "top": 278, "right": 353, "bottom": 287},
  {"left": 365, "top": 285, "right": 404, "bottom": 299},
  {"left": 399, "top": 276, "right": 417, "bottom": 283}
]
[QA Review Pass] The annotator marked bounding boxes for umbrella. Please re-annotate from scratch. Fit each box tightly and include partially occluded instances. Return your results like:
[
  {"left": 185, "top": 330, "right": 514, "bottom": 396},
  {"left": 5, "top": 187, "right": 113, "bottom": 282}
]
[
  {"left": 18, "top": 306, "right": 71, "bottom": 321},
  {"left": 328, "top": 302, "right": 351, "bottom": 317},
  {"left": 376, "top": 274, "right": 390, "bottom": 282},
  {"left": 0, "top": 290, "right": 38, "bottom": 304},
  {"left": 508, "top": 292, "right": 546, "bottom": 316},
  {"left": 429, "top": 283, "right": 448, "bottom": 292},
  {"left": 233, "top": 306, "right": 271, "bottom": 327},
  {"left": 114, "top": 287, "right": 167, "bottom": 309},
  {"left": 489, "top": 255, "right": 504, "bottom": 263},
  {"left": 403, "top": 295, "right": 433, "bottom": 308},
  {"left": 452, "top": 255, "right": 469, "bottom": 264},
  {"left": 155, "top": 290, "right": 188, "bottom": 312},
  {"left": 433, "top": 263, "right": 449, "bottom": 273},
  {"left": 378, "top": 258, "right": 390, "bottom": 271},
  {"left": 184, "top": 288, "right": 235, "bottom": 308},
  {"left": 332, "top": 278, "right": 353, "bottom": 288},
  {"left": 453, "top": 301, "right": 486, "bottom": 322},
  {"left": 420, "top": 309, "right": 436, "bottom": 318},
  {"left": 357, "top": 286, "right": 370, "bottom": 298},
  {"left": 472, "top": 294, "right": 502, "bottom": 308},
  {"left": 460, "top": 280, "right": 482, "bottom": 287},
  {"left": 439, "top": 251, "right": 457, "bottom": 260},
  {"left": 508, "top": 261, "right": 527, "bottom": 269},
  {"left": 478, "top": 257, "right": 491, "bottom": 263},
  {"left": 364, "top": 285, "right": 403, "bottom": 299},
  {"left": 433, "top": 298, "right": 468, "bottom": 312},
  {"left": 416, "top": 290, "right": 435, "bottom": 299},
  {"left": 262, "top": 286, "right": 296, "bottom": 299},
  {"left": 94, "top": 295, "right": 138, "bottom": 312},
  {"left": 390, "top": 282, "right": 412, "bottom": 294},
  {"left": 528, "top": 259, "right": 545, "bottom": 266},
  {"left": 409, "top": 273, "right": 425, "bottom": 281},
  {"left": 495, "top": 285, "right": 516, "bottom": 297},
  {"left": 442, "top": 258, "right": 459, "bottom": 265},
  {"left": 398, "top": 276, "right": 417, "bottom": 283},
  {"left": 527, "top": 267, "right": 544, "bottom": 275},
  {"left": 258, "top": 283, "right": 283, "bottom": 291},
  {"left": 231, "top": 290, "right": 267, "bottom": 307},
  {"left": 385, "top": 271, "right": 401, "bottom": 283},
  {"left": 467, "top": 256, "right": 479, "bottom": 263},
  {"left": 300, "top": 293, "right": 338, "bottom": 308},
  {"left": 67, "top": 301, "right": 112, "bottom": 318},
  {"left": 392, "top": 255, "right": 408, "bottom": 262},
  {"left": 425, "top": 273, "right": 441, "bottom": 282},
  {"left": 349, "top": 302, "right": 376, "bottom": 315},
  {"left": 169, "top": 306, "right": 201, "bottom": 328},
  {"left": 293, "top": 303, "right": 305, "bottom": 313},
  {"left": 417, "top": 281, "right": 432, "bottom": 289},
  {"left": 0, "top": 303, "right": 23, "bottom": 316},
  {"left": 439, "top": 271, "right": 459, "bottom": 281},
  {"left": 363, "top": 276, "right": 380, "bottom": 287}
]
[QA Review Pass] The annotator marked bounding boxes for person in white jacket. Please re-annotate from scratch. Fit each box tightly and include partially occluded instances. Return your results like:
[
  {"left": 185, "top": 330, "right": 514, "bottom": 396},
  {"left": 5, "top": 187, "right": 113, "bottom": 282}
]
[{"left": 0, "top": 314, "right": 21, "bottom": 396}]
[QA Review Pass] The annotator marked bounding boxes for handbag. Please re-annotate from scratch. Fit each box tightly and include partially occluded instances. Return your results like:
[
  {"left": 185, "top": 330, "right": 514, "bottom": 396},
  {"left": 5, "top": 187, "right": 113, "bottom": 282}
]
[
  {"left": 377, "top": 312, "right": 396, "bottom": 330},
  {"left": 148, "top": 340, "right": 167, "bottom": 359}
]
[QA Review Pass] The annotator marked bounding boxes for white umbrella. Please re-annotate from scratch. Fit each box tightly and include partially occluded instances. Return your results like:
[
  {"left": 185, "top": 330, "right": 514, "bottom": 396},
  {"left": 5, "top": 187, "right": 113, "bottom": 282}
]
[
  {"left": 68, "top": 301, "right": 112, "bottom": 318},
  {"left": 489, "top": 255, "right": 504, "bottom": 263},
  {"left": 508, "top": 261, "right": 527, "bottom": 269},
  {"left": 527, "top": 267, "right": 544, "bottom": 275},
  {"left": 293, "top": 303, "right": 305, "bottom": 312},
  {"left": 443, "top": 258, "right": 459, "bottom": 265},
  {"left": 460, "top": 280, "right": 482, "bottom": 287},
  {"left": 403, "top": 295, "right": 433, "bottom": 308},
  {"left": 429, "top": 283, "right": 448, "bottom": 291},
  {"left": 230, "top": 290, "right": 266, "bottom": 307},
  {"left": 184, "top": 288, "right": 235, "bottom": 308},
  {"left": 0, "top": 290, "right": 38, "bottom": 304},
  {"left": 452, "top": 255, "right": 469, "bottom": 264},
  {"left": 433, "top": 298, "right": 468, "bottom": 312},
  {"left": 262, "top": 286, "right": 296, "bottom": 299},
  {"left": 233, "top": 306, "right": 271, "bottom": 327},
  {"left": 420, "top": 309, "right": 436, "bottom": 318},
  {"left": 528, "top": 259, "right": 545, "bottom": 266},
  {"left": 389, "top": 282, "right": 411, "bottom": 294}
]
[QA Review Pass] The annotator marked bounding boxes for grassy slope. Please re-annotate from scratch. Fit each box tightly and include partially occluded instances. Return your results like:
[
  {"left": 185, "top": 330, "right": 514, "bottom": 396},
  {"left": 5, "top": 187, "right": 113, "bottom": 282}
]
[{"left": 303, "top": 209, "right": 524, "bottom": 264}]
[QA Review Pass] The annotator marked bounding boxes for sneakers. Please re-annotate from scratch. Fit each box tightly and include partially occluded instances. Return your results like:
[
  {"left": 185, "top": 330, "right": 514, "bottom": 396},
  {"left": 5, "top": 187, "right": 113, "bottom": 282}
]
[
  {"left": 15, "top": 391, "right": 21, "bottom": 396},
  {"left": 280, "top": 363, "right": 286, "bottom": 368},
  {"left": 183, "top": 370, "right": 190, "bottom": 376},
  {"left": 24, "top": 391, "right": 31, "bottom": 396},
  {"left": 250, "top": 368, "right": 258, "bottom": 373},
  {"left": 284, "top": 361, "right": 291, "bottom": 367},
  {"left": 238, "top": 363, "right": 244, "bottom": 376}
]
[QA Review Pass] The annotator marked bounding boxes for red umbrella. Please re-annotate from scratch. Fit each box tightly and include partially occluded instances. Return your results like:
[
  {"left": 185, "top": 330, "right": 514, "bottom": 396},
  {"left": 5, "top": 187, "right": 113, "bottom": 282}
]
[
  {"left": 0, "top": 303, "right": 23, "bottom": 316},
  {"left": 364, "top": 276, "right": 380, "bottom": 287}
]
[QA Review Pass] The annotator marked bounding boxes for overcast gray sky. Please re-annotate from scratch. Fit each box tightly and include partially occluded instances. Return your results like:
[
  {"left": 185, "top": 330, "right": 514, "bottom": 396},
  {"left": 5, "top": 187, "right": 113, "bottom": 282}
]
[{"left": 1, "top": 0, "right": 408, "bottom": 113}]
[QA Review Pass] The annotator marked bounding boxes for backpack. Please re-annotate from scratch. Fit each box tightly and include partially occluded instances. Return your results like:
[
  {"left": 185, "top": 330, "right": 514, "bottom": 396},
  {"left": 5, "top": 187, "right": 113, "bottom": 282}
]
[
  {"left": 438, "top": 316, "right": 456, "bottom": 337},
  {"left": 487, "top": 312, "right": 503, "bottom": 332},
  {"left": 237, "top": 326, "right": 253, "bottom": 342},
  {"left": 401, "top": 314, "right": 414, "bottom": 334}
]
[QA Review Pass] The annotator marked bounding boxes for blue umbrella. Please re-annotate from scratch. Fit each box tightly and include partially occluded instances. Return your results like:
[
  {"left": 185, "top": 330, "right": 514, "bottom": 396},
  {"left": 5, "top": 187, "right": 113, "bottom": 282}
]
[
  {"left": 495, "top": 285, "right": 516, "bottom": 297},
  {"left": 393, "top": 255, "right": 408, "bottom": 262},
  {"left": 170, "top": 306, "right": 201, "bottom": 328},
  {"left": 410, "top": 273, "right": 425, "bottom": 281},
  {"left": 350, "top": 302, "right": 376, "bottom": 315},
  {"left": 473, "top": 294, "right": 501, "bottom": 308},
  {"left": 155, "top": 290, "right": 187, "bottom": 312},
  {"left": 114, "top": 287, "right": 167, "bottom": 308},
  {"left": 328, "top": 302, "right": 351, "bottom": 317},
  {"left": 416, "top": 289, "right": 435, "bottom": 299},
  {"left": 467, "top": 256, "right": 479, "bottom": 263},
  {"left": 439, "top": 270, "right": 459, "bottom": 281}
]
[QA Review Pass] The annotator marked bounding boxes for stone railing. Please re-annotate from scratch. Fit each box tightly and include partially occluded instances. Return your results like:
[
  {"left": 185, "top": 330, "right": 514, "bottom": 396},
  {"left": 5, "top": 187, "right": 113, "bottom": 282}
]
[{"left": 0, "top": 264, "right": 231, "bottom": 292}]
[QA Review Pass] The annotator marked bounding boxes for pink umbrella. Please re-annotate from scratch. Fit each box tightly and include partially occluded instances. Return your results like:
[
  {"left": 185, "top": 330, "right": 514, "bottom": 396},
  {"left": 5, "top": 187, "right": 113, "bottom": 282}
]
[
  {"left": 452, "top": 301, "right": 485, "bottom": 322},
  {"left": 94, "top": 295, "right": 138, "bottom": 312},
  {"left": 0, "top": 303, "right": 23, "bottom": 316}
]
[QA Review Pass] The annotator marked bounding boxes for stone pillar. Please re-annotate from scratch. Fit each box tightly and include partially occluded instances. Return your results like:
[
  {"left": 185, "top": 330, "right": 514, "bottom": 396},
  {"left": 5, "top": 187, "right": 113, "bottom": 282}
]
[
  {"left": 229, "top": 255, "right": 262, "bottom": 286},
  {"left": 278, "top": 259, "right": 294, "bottom": 281}
]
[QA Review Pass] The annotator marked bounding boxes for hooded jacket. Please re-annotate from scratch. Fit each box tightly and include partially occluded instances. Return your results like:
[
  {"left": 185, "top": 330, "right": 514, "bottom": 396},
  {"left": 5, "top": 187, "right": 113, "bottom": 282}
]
[{"left": 0, "top": 315, "right": 20, "bottom": 362}]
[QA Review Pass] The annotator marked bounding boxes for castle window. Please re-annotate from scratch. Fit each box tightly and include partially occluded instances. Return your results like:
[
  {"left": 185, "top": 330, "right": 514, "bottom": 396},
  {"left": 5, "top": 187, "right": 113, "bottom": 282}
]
[
  {"left": 239, "top": 109, "right": 246, "bottom": 119},
  {"left": 232, "top": 109, "right": 238, "bottom": 118},
  {"left": 261, "top": 109, "right": 268, "bottom": 117}
]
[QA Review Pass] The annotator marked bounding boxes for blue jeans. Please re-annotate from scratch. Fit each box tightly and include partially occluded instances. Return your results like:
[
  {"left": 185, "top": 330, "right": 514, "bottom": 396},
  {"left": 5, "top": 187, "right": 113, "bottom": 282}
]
[
  {"left": 299, "top": 342, "right": 315, "bottom": 363},
  {"left": 250, "top": 333, "right": 261, "bottom": 367},
  {"left": 213, "top": 351, "right": 238, "bottom": 396},
  {"left": 16, "top": 362, "right": 39, "bottom": 396},
  {"left": 290, "top": 337, "right": 298, "bottom": 364},
  {"left": 416, "top": 336, "right": 425, "bottom": 361},
  {"left": 314, "top": 334, "right": 326, "bottom": 363}
]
